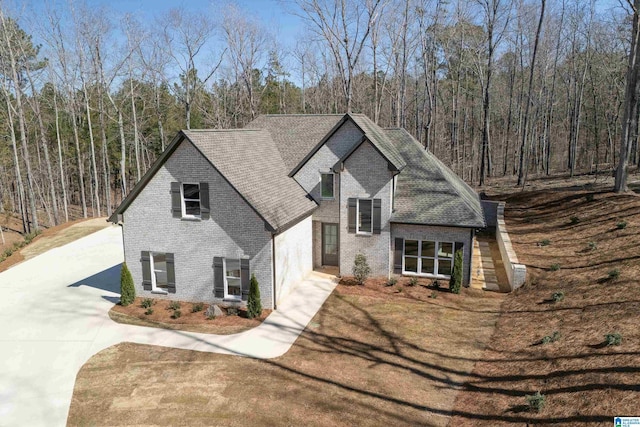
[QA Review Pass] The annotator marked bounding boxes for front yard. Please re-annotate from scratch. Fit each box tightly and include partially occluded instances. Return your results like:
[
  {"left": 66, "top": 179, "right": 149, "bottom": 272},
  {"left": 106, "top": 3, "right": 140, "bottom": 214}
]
[{"left": 69, "top": 279, "right": 503, "bottom": 426}]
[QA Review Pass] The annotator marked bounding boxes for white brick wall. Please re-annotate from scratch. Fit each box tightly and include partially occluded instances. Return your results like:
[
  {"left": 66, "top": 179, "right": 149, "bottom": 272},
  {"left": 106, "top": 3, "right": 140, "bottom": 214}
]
[
  {"left": 274, "top": 216, "right": 313, "bottom": 306},
  {"left": 122, "top": 139, "right": 275, "bottom": 308}
]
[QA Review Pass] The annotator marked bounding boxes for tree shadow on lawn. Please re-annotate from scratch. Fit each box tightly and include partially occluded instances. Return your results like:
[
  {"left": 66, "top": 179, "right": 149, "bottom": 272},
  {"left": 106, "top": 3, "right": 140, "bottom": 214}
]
[{"left": 148, "top": 291, "right": 618, "bottom": 425}]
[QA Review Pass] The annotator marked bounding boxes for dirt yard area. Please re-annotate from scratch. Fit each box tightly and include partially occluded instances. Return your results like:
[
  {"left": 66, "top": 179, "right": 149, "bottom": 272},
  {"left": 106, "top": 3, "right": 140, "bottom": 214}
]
[
  {"left": 450, "top": 183, "right": 640, "bottom": 425},
  {"left": 68, "top": 280, "right": 503, "bottom": 426}
]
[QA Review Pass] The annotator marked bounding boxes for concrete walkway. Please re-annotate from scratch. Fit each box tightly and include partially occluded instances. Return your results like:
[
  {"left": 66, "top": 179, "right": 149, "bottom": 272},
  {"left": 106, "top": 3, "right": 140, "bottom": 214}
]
[{"left": 0, "top": 225, "right": 337, "bottom": 427}]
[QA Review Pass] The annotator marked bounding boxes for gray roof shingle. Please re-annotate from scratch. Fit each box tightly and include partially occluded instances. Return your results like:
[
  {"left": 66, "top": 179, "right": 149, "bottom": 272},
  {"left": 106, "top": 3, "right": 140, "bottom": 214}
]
[
  {"left": 245, "top": 114, "right": 344, "bottom": 171},
  {"left": 386, "top": 128, "right": 485, "bottom": 228},
  {"left": 183, "top": 129, "right": 317, "bottom": 231},
  {"left": 348, "top": 114, "right": 406, "bottom": 171}
]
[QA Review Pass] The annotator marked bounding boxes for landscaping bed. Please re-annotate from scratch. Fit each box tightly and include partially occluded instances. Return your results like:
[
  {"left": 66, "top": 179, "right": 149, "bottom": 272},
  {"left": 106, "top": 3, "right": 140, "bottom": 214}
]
[{"left": 109, "top": 297, "right": 271, "bottom": 335}]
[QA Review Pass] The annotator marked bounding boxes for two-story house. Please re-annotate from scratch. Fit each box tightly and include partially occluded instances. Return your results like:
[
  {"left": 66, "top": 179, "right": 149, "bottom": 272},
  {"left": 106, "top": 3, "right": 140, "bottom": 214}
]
[{"left": 109, "top": 113, "right": 485, "bottom": 310}]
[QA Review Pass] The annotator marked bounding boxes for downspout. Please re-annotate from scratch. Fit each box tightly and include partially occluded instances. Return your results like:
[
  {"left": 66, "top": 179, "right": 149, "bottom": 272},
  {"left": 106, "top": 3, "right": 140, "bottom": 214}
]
[{"left": 272, "top": 234, "right": 277, "bottom": 310}]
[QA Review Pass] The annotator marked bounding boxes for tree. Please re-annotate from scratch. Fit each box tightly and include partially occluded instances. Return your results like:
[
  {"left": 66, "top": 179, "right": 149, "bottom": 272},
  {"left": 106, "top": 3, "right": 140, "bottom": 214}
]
[
  {"left": 246, "top": 273, "right": 262, "bottom": 319},
  {"left": 449, "top": 249, "right": 464, "bottom": 294},
  {"left": 615, "top": 0, "right": 640, "bottom": 193},
  {"left": 352, "top": 253, "right": 371, "bottom": 285},
  {"left": 120, "top": 262, "right": 135, "bottom": 306}
]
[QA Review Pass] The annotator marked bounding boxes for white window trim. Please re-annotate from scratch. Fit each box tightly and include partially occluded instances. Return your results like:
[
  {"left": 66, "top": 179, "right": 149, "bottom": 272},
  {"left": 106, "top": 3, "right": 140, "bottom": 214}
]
[
  {"left": 150, "top": 252, "right": 168, "bottom": 294},
  {"left": 180, "top": 182, "right": 201, "bottom": 219},
  {"left": 224, "top": 258, "right": 242, "bottom": 301},
  {"left": 356, "top": 198, "right": 373, "bottom": 235},
  {"left": 402, "top": 240, "right": 454, "bottom": 279},
  {"left": 320, "top": 172, "right": 335, "bottom": 200}
]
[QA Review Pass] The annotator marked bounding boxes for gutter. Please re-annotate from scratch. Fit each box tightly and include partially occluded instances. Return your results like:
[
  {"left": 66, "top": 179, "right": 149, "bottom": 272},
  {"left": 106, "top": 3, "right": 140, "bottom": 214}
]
[{"left": 272, "top": 235, "right": 277, "bottom": 310}]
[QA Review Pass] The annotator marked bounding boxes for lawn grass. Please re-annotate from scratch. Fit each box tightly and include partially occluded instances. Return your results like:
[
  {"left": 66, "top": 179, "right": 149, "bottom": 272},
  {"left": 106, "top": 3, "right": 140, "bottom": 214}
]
[
  {"left": 68, "top": 281, "right": 503, "bottom": 426},
  {"left": 450, "top": 187, "right": 640, "bottom": 425}
]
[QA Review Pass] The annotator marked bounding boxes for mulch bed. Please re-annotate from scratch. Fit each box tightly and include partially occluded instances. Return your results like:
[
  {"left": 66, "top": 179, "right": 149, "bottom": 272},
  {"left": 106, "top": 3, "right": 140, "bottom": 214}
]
[{"left": 110, "top": 297, "right": 272, "bottom": 335}]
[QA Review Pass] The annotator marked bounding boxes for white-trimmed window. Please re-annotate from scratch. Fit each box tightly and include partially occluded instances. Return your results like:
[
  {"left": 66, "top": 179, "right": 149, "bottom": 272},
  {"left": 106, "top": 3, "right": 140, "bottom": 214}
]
[
  {"left": 181, "top": 183, "right": 201, "bottom": 217},
  {"left": 151, "top": 252, "right": 168, "bottom": 291},
  {"left": 320, "top": 173, "right": 335, "bottom": 199},
  {"left": 224, "top": 258, "right": 242, "bottom": 299},
  {"left": 403, "top": 240, "right": 454, "bottom": 277},
  {"left": 356, "top": 199, "right": 373, "bottom": 234}
]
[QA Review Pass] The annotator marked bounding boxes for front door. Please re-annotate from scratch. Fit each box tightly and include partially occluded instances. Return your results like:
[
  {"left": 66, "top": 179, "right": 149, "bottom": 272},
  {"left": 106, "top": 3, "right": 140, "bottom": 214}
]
[{"left": 322, "top": 223, "right": 339, "bottom": 266}]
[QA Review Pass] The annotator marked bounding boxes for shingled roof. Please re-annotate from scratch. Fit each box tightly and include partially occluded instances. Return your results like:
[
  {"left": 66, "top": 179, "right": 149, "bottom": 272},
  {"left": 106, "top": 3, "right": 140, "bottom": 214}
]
[
  {"left": 245, "top": 114, "right": 344, "bottom": 171},
  {"left": 182, "top": 129, "right": 317, "bottom": 231},
  {"left": 385, "top": 128, "right": 485, "bottom": 228}
]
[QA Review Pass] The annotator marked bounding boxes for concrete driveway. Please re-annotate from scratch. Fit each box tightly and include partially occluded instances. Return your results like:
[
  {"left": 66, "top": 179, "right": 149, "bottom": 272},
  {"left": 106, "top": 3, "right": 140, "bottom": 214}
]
[{"left": 0, "top": 225, "right": 337, "bottom": 427}]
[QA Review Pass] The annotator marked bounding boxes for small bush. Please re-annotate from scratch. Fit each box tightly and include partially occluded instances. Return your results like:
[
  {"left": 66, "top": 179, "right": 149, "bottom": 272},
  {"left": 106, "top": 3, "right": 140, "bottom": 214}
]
[
  {"left": 429, "top": 291, "right": 438, "bottom": 299},
  {"left": 616, "top": 221, "right": 627, "bottom": 230},
  {"left": 432, "top": 280, "right": 440, "bottom": 289},
  {"left": 541, "top": 331, "right": 561, "bottom": 344},
  {"left": 120, "top": 263, "right": 136, "bottom": 306},
  {"left": 171, "top": 309, "right": 182, "bottom": 319},
  {"left": 396, "top": 286, "right": 402, "bottom": 293},
  {"left": 569, "top": 216, "right": 580, "bottom": 225},
  {"left": 247, "top": 274, "right": 262, "bottom": 319},
  {"left": 605, "top": 332, "right": 622, "bottom": 346},
  {"left": 226, "top": 306, "right": 238, "bottom": 316},
  {"left": 588, "top": 241, "right": 597, "bottom": 251},
  {"left": 386, "top": 277, "right": 397, "bottom": 287},
  {"left": 352, "top": 253, "right": 371, "bottom": 285},
  {"left": 550, "top": 263, "right": 560, "bottom": 272},
  {"left": 585, "top": 194, "right": 594, "bottom": 202},
  {"left": 540, "top": 239, "right": 550, "bottom": 246},
  {"left": 449, "top": 249, "right": 464, "bottom": 294},
  {"left": 141, "top": 298, "right": 153, "bottom": 309},
  {"left": 192, "top": 302, "right": 204, "bottom": 313},
  {"left": 3, "top": 248, "right": 12, "bottom": 258},
  {"left": 144, "top": 308, "right": 154, "bottom": 316},
  {"left": 408, "top": 277, "right": 418, "bottom": 287},
  {"left": 608, "top": 269, "right": 620, "bottom": 280},
  {"left": 526, "top": 391, "right": 546, "bottom": 412},
  {"left": 551, "top": 291, "right": 564, "bottom": 303},
  {"left": 168, "top": 301, "right": 181, "bottom": 311}
]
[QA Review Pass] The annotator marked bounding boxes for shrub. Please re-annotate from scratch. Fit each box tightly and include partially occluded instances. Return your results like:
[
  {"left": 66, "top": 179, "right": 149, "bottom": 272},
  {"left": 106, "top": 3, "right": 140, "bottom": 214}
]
[
  {"left": 585, "top": 194, "right": 594, "bottom": 202},
  {"left": 526, "top": 391, "right": 546, "bottom": 412},
  {"left": 386, "top": 277, "right": 397, "bottom": 287},
  {"left": 3, "top": 248, "right": 13, "bottom": 258},
  {"left": 551, "top": 291, "right": 564, "bottom": 303},
  {"left": 588, "top": 241, "right": 597, "bottom": 251},
  {"left": 226, "top": 306, "right": 238, "bottom": 316},
  {"left": 352, "top": 253, "right": 371, "bottom": 285},
  {"left": 141, "top": 298, "right": 153, "bottom": 309},
  {"left": 408, "top": 277, "right": 418, "bottom": 287},
  {"left": 168, "top": 301, "right": 181, "bottom": 310},
  {"left": 192, "top": 302, "right": 204, "bottom": 313},
  {"left": 430, "top": 291, "right": 438, "bottom": 299},
  {"left": 24, "top": 229, "right": 41, "bottom": 244},
  {"left": 569, "top": 216, "right": 580, "bottom": 225},
  {"left": 540, "top": 239, "right": 550, "bottom": 247},
  {"left": 247, "top": 274, "right": 262, "bottom": 319},
  {"left": 449, "top": 249, "right": 464, "bottom": 294},
  {"left": 396, "top": 286, "right": 402, "bottom": 293},
  {"left": 605, "top": 332, "right": 622, "bottom": 346},
  {"left": 120, "top": 262, "right": 135, "bottom": 306},
  {"left": 432, "top": 280, "right": 440, "bottom": 289},
  {"left": 608, "top": 269, "right": 620, "bottom": 280},
  {"left": 541, "top": 331, "right": 561, "bottom": 344},
  {"left": 550, "top": 263, "right": 560, "bottom": 272},
  {"left": 171, "top": 309, "right": 182, "bottom": 319},
  {"left": 144, "top": 308, "right": 154, "bottom": 316},
  {"left": 616, "top": 221, "right": 627, "bottom": 230}
]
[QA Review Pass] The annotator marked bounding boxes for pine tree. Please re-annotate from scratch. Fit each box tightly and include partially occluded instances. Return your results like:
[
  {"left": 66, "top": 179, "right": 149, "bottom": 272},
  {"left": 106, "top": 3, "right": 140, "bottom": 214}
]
[
  {"left": 120, "top": 262, "right": 136, "bottom": 306},
  {"left": 450, "top": 249, "right": 464, "bottom": 294},
  {"left": 247, "top": 273, "right": 262, "bottom": 318}
]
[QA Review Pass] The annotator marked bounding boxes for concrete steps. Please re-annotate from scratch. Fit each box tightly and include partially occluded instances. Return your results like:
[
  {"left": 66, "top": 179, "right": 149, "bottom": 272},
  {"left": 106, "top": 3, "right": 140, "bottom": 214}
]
[{"left": 471, "top": 239, "right": 507, "bottom": 292}]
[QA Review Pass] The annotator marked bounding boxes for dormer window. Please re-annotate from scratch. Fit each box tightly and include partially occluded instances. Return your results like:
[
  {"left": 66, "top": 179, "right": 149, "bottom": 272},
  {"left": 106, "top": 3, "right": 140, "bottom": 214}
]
[{"left": 320, "top": 173, "right": 335, "bottom": 199}]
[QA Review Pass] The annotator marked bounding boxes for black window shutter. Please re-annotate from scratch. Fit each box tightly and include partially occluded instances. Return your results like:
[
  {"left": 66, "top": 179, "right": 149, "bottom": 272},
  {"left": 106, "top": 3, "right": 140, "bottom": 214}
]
[
  {"left": 347, "top": 198, "right": 357, "bottom": 233},
  {"left": 373, "top": 199, "right": 382, "bottom": 234},
  {"left": 141, "top": 251, "right": 152, "bottom": 290},
  {"left": 213, "top": 257, "right": 224, "bottom": 298},
  {"left": 199, "top": 182, "right": 210, "bottom": 219},
  {"left": 170, "top": 182, "right": 182, "bottom": 218},
  {"left": 166, "top": 253, "right": 176, "bottom": 293},
  {"left": 240, "top": 259, "right": 250, "bottom": 301},
  {"left": 393, "top": 238, "right": 403, "bottom": 274}
]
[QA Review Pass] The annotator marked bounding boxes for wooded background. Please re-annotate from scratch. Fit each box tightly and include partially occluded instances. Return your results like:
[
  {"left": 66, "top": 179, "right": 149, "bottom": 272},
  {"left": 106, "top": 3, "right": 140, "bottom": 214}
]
[{"left": 0, "top": 0, "right": 636, "bottom": 233}]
